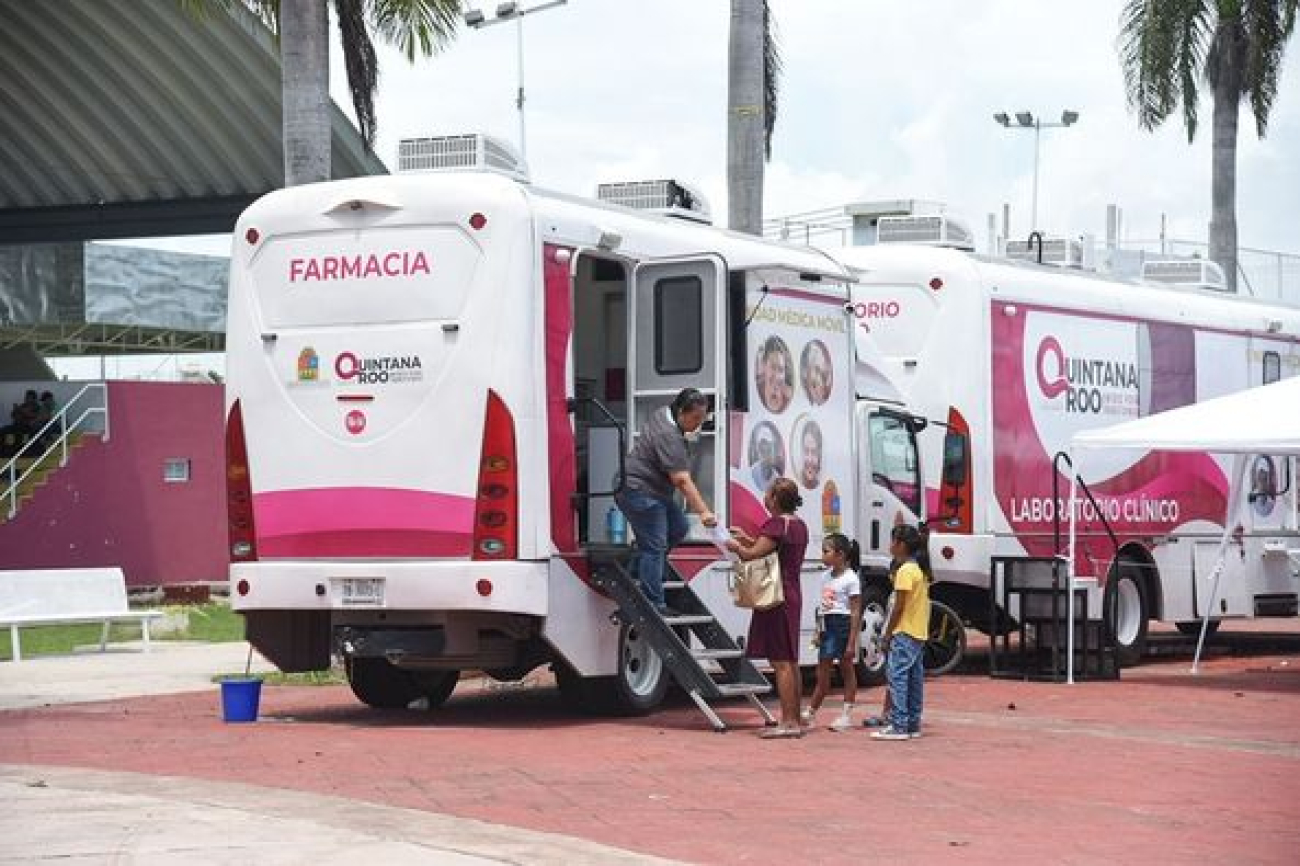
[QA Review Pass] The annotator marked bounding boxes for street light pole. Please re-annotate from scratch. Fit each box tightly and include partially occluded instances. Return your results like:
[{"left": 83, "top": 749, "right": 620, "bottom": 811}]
[
  {"left": 464, "top": 1, "right": 568, "bottom": 163},
  {"left": 993, "top": 110, "right": 1080, "bottom": 232}
]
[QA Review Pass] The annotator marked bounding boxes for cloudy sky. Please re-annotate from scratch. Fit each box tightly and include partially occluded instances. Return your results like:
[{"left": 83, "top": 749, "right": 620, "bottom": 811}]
[
  {"left": 82, "top": 0, "right": 1298, "bottom": 379},
  {"left": 353, "top": 0, "right": 1300, "bottom": 254}
]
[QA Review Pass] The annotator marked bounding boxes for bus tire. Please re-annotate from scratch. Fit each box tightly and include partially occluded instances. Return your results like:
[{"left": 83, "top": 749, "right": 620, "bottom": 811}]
[
  {"left": 855, "top": 583, "right": 890, "bottom": 686},
  {"left": 412, "top": 670, "right": 460, "bottom": 709},
  {"left": 1111, "top": 562, "right": 1150, "bottom": 667},
  {"left": 346, "top": 657, "right": 421, "bottom": 709},
  {"left": 1175, "top": 619, "right": 1220, "bottom": 639},
  {"left": 923, "top": 599, "right": 966, "bottom": 677},
  {"left": 555, "top": 621, "right": 669, "bottom": 716}
]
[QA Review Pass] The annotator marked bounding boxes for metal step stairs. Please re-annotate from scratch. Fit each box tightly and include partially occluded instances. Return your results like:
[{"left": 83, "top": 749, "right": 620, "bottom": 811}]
[{"left": 587, "top": 545, "right": 775, "bottom": 732}]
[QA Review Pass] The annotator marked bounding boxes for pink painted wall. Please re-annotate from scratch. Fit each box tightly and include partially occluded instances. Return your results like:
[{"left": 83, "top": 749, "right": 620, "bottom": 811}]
[{"left": 0, "top": 381, "right": 226, "bottom": 587}]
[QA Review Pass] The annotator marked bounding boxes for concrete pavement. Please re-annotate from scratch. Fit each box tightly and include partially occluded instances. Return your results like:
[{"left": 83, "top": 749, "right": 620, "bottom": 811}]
[{"left": 0, "top": 640, "right": 275, "bottom": 710}]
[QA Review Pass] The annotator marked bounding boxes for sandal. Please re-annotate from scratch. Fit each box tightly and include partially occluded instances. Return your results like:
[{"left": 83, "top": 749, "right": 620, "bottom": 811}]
[{"left": 759, "top": 725, "right": 805, "bottom": 739}]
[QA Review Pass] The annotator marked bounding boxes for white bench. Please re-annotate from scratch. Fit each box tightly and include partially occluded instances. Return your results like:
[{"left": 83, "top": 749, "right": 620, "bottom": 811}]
[{"left": 0, "top": 568, "right": 164, "bottom": 662}]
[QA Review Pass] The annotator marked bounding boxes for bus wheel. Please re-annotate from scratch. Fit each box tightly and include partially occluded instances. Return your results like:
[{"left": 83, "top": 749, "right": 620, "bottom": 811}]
[
  {"left": 855, "top": 583, "right": 890, "bottom": 686},
  {"left": 923, "top": 600, "right": 966, "bottom": 677},
  {"left": 412, "top": 670, "right": 460, "bottom": 709},
  {"left": 1111, "top": 563, "right": 1150, "bottom": 666},
  {"left": 555, "top": 621, "right": 669, "bottom": 715},
  {"left": 346, "top": 657, "right": 421, "bottom": 709},
  {"left": 1175, "top": 620, "right": 1220, "bottom": 639}
]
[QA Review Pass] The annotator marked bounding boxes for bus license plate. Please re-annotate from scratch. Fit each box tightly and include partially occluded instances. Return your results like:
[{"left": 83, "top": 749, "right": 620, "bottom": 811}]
[{"left": 340, "top": 578, "right": 384, "bottom": 606}]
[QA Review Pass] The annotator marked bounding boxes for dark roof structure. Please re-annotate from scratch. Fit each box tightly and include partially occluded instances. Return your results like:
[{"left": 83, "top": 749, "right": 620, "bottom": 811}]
[{"left": 0, "top": 0, "right": 386, "bottom": 244}]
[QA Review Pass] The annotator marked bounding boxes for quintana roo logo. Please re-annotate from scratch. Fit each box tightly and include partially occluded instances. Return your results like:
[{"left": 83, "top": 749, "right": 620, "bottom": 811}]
[{"left": 1035, "top": 336, "right": 1070, "bottom": 399}]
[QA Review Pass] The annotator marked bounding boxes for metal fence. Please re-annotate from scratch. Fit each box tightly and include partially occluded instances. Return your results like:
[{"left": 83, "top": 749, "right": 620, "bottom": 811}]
[{"left": 1119, "top": 239, "right": 1300, "bottom": 306}]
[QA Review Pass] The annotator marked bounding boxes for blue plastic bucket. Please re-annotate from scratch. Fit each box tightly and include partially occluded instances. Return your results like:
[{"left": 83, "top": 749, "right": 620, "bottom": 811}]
[{"left": 220, "top": 678, "right": 263, "bottom": 723}]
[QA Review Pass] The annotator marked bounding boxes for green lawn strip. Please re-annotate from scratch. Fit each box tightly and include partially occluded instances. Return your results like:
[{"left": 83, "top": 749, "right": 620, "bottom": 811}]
[
  {"left": 211, "top": 668, "right": 347, "bottom": 686},
  {"left": 0, "top": 602, "right": 245, "bottom": 661}
]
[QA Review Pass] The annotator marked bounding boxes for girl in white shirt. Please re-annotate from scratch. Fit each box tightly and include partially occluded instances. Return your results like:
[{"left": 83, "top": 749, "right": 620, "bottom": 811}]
[{"left": 802, "top": 533, "right": 863, "bottom": 731}]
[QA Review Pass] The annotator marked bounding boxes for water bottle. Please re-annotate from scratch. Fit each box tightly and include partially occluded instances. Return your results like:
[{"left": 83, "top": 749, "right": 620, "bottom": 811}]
[{"left": 606, "top": 506, "right": 627, "bottom": 545}]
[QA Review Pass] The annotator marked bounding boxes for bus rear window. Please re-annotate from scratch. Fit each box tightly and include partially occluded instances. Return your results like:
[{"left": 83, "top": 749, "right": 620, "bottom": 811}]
[{"left": 251, "top": 226, "right": 479, "bottom": 328}]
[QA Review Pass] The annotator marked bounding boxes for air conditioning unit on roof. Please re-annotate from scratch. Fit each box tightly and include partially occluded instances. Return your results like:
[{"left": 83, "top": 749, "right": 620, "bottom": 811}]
[
  {"left": 874, "top": 215, "right": 974, "bottom": 250},
  {"left": 1141, "top": 258, "right": 1229, "bottom": 292},
  {"left": 1006, "top": 237, "right": 1086, "bottom": 268},
  {"left": 596, "top": 179, "right": 712, "bottom": 224},
  {"left": 397, "top": 133, "right": 528, "bottom": 181}
]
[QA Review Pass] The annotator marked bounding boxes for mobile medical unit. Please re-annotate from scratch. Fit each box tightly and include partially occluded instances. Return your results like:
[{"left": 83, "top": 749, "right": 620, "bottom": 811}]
[
  {"left": 224, "top": 135, "right": 918, "bottom": 723},
  {"left": 834, "top": 223, "right": 1300, "bottom": 665}
]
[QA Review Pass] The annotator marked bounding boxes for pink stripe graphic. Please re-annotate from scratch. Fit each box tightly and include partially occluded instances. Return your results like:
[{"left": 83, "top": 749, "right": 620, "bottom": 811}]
[{"left": 254, "top": 487, "right": 474, "bottom": 557}]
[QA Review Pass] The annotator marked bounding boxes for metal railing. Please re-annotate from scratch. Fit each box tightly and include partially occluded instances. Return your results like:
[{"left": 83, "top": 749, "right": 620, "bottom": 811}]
[{"left": 2, "top": 383, "right": 109, "bottom": 519}]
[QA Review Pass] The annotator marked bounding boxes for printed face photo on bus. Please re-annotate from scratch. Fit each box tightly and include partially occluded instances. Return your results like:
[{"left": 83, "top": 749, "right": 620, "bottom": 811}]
[
  {"left": 792, "top": 415, "right": 823, "bottom": 489},
  {"left": 800, "top": 339, "right": 833, "bottom": 406},
  {"left": 754, "top": 335, "right": 794, "bottom": 413},
  {"left": 747, "top": 421, "right": 786, "bottom": 492},
  {"left": 1251, "top": 455, "right": 1277, "bottom": 517}
]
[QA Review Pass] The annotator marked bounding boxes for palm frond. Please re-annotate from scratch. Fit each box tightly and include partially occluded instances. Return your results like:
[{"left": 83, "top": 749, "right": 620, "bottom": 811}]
[
  {"left": 367, "top": 0, "right": 462, "bottom": 61},
  {"left": 1118, "top": 0, "right": 1212, "bottom": 140},
  {"left": 1240, "top": 0, "right": 1299, "bottom": 136},
  {"left": 762, "top": 0, "right": 781, "bottom": 161},
  {"left": 173, "top": 0, "right": 279, "bottom": 31},
  {"left": 336, "top": 0, "right": 380, "bottom": 145}
]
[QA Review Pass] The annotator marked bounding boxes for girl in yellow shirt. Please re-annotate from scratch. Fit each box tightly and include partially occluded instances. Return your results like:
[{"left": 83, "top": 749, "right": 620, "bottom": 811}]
[{"left": 872, "top": 524, "right": 931, "bottom": 741}]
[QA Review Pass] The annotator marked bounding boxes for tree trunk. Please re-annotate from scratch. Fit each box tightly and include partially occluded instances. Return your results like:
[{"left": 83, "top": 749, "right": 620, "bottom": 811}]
[
  {"left": 727, "top": 0, "right": 765, "bottom": 235},
  {"left": 1208, "top": 48, "right": 1240, "bottom": 293},
  {"left": 280, "top": 0, "right": 331, "bottom": 187}
]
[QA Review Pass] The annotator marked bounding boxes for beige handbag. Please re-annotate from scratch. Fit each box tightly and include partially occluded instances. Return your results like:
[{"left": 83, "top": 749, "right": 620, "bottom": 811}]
[{"left": 733, "top": 550, "right": 784, "bottom": 610}]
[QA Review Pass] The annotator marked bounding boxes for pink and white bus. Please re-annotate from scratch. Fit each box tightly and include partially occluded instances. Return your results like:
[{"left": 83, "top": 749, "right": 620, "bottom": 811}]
[
  {"left": 835, "top": 231, "right": 1300, "bottom": 663},
  {"left": 223, "top": 139, "right": 917, "bottom": 714}
]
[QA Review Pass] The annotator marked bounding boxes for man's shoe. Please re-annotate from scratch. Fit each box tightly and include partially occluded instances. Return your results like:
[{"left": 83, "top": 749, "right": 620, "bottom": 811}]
[{"left": 870, "top": 726, "right": 910, "bottom": 741}]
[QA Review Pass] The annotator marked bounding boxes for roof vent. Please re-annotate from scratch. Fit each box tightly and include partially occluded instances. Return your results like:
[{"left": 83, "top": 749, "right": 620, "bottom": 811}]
[
  {"left": 397, "top": 134, "right": 528, "bottom": 181},
  {"left": 1140, "top": 258, "right": 1229, "bottom": 292},
  {"left": 875, "top": 215, "right": 974, "bottom": 250},
  {"left": 1006, "top": 236, "right": 1086, "bottom": 268},
  {"left": 596, "top": 179, "right": 712, "bottom": 224}
]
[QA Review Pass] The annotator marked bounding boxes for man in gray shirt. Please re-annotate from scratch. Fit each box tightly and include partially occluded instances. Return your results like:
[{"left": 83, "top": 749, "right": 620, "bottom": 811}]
[{"left": 615, "top": 388, "right": 718, "bottom": 616}]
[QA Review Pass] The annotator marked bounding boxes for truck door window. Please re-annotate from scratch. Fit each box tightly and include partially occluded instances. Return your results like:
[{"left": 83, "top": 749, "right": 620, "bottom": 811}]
[
  {"left": 654, "top": 276, "right": 702, "bottom": 374},
  {"left": 868, "top": 413, "right": 921, "bottom": 515}
]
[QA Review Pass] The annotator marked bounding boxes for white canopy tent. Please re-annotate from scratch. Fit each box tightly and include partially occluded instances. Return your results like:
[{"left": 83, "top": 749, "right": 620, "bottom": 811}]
[{"left": 1068, "top": 376, "right": 1300, "bottom": 679}]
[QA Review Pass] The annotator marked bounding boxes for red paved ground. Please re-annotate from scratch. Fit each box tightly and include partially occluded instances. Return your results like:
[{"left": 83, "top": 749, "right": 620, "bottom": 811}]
[{"left": 3, "top": 641, "right": 1300, "bottom": 865}]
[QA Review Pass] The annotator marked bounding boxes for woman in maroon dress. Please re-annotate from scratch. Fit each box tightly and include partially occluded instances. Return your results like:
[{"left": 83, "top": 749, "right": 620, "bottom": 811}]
[{"left": 728, "top": 477, "right": 809, "bottom": 738}]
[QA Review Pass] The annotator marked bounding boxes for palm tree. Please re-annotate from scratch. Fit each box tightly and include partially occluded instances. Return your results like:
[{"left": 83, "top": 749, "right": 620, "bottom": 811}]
[
  {"left": 1120, "top": 0, "right": 1298, "bottom": 292},
  {"left": 181, "top": 0, "right": 462, "bottom": 186},
  {"left": 727, "top": 0, "right": 781, "bottom": 235}
]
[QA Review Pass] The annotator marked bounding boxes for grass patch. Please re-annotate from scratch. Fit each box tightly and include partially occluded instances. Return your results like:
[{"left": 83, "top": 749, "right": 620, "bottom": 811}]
[
  {"left": 211, "top": 668, "right": 346, "bottom": 687},
  {"left": 0, "top": 602, "right": 245, "bottom": 661},
  {"left": 176, "top": 603, "right": 245, "bottom": 643}
]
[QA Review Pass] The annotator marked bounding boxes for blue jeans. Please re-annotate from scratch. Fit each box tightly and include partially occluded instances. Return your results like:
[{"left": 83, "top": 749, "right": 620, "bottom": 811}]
[
  {"left": 886, "top": 633, "right": 924, "bottom": 733},
  {"left": 615, "top": 487, "right": 689, "bottom": 610}
]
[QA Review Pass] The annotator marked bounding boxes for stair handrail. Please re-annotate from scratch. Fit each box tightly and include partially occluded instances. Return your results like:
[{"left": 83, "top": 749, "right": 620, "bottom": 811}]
[
  {"left": 567, "top": 395, "right": 627, "bottom": 509},
  {"left": 1050, "top": 451, "right": 1119, "bottom": 565},
  {"left": 3, "top": 382, "right": 109, "bottom": 519}
]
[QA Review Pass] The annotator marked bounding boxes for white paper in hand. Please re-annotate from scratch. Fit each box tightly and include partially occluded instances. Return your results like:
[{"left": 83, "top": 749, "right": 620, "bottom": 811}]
[{"left": 709, "top": 524, "right": 738, "bottom": 561}]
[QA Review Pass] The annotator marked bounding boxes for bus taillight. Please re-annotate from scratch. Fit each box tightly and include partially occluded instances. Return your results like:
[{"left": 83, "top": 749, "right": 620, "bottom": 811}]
[
  {"left": 473, "top": 390, "right": 518, "bottom": 560},
  {"left": 225, "top": 400, "right": 258, "bottom": 562}
]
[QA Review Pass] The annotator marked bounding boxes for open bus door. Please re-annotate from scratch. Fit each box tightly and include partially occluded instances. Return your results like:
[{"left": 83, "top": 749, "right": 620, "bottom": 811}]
[{"left": 628, "top": 256, "right": 728, "bottom": 541}]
